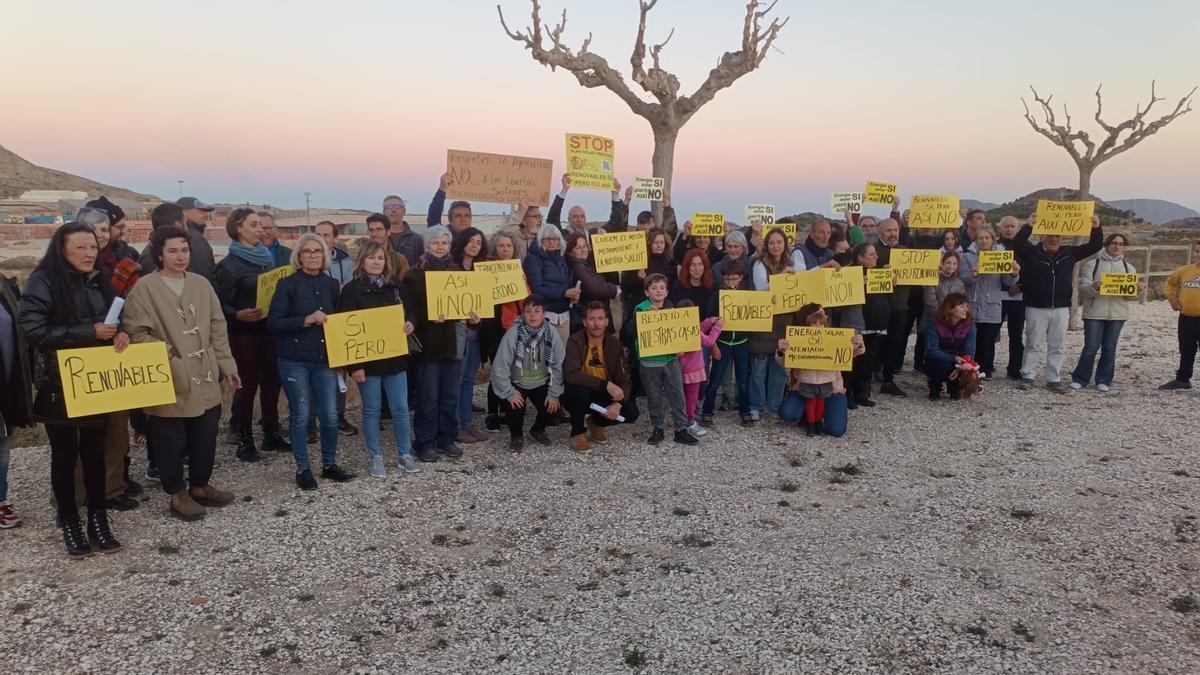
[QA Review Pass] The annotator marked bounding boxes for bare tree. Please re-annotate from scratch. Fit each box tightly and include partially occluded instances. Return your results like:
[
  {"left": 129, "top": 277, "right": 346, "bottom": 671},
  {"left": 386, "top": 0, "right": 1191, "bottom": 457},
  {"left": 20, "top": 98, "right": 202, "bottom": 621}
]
[
  {"left": 1021, "top": 81, "right": 1196, "bottom": 199},
  {"left": 498, "top": 0, "right": 787, "bottom": 221}
]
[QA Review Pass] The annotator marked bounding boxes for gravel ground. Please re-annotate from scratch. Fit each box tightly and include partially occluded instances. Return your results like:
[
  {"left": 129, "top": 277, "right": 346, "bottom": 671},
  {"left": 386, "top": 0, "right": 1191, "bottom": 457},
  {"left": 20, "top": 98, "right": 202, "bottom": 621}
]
[{"left": 1, "top": 300, "right": 1197, "bottom": 673}]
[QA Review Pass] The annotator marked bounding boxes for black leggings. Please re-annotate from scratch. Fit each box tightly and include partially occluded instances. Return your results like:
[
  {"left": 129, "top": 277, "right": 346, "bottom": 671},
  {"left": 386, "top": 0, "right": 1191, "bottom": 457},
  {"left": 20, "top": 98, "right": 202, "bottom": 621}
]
[
  {"left": 975, "top": 322, "right": 1003, "bottom": 375},
  {"left": 46, "top": 422, "right": 108, "bottom": 517}
]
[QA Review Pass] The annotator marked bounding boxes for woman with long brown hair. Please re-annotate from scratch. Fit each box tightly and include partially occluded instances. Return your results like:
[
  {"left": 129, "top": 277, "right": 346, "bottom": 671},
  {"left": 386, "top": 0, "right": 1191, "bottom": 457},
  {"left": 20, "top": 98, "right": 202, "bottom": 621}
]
[{"left": 926, "top": 292, "right": 977, "bottom": 400}]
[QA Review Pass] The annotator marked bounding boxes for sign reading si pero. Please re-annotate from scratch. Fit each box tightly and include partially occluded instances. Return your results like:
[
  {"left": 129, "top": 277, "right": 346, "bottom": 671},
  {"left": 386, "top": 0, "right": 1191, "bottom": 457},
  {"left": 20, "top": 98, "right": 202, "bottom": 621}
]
[
  {"left": 592, "top": 230, "right": 648, "bottom": 274},
  {"left": 783, "top": 326, "right": 854, "bottom": 372},
  {"left": 636, "top": 306, "right": 700, "bottom": 358},
  {"left": 565, "top": 133, "right": 615, "bottom": 191},
  {"left": 474, "top": 259, "right": 526, "bottom": 305},
  {"left": 57, "top": 342, "right": 176, "bottom": 418},
  {"left": 255, "top": 266, "right": 294, "bottom": 316},
  {"left": 864, "top": 181, "right": 898, "bottom": 205},
  {"left": 1033, "top": 199, "right": 1095, "bottom": 236},
  {"left": 1100, "top": 272, "right": 1139, "bottom": 297},
  {"left": 889, "top": 249, "right": 940, "bottom": 286},
  {"left": 425, "top": 271, "right": 496, "bottom": 320},
  {"left": 978, "top": 250, "right": 1014, "bottom": 274},
  {"left": 324, "top": 305, "right": 409, "bottom": 368},
  {"left": 908, "top": 195, "right": 960, "bottom": 229},
  {"left": 690, "top": 212, "right": 726, "bottom": 237},
  {"left": 770, "top": 270, "right": 825, "bottom": 315},
  {"left": 822, "top": 266, "right": 865, "bottom": 308},
  {"left": 718, "top": 290, "right": 774, "bottom": 332},
  {"left": 445, "top": 149, "right": 554, "bottom": 207},
  {"left": 831, "top": 192, "right": 864, "bottom": 215},
  {"left": 631, "top": 177, "right": 665, "bottom": 201},
  {"left": 866, "top": 268, "right": 894, "bottom": 294}
]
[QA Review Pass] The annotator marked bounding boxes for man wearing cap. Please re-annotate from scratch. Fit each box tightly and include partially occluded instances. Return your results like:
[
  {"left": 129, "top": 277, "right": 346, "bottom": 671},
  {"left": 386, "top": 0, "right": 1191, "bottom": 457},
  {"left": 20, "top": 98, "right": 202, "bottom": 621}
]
[
  {"left": 383, "top": 195, "right": 424, "bottom": 267},
  {"left": 177, "top": 197, "right": 217, "bottom": 282}
]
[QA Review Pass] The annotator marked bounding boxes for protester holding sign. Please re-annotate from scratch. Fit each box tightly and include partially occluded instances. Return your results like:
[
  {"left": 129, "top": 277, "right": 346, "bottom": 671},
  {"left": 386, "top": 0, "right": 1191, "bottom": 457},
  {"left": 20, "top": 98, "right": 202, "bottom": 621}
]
[
  {"left": 124, "top": 226, "right": 239, "bottom": 520},
  {"left": 775, "top": 305, "right": 851, "bottom": 437},
  {"left": 523, "top": 224, "right": 578, "bottom": 344},
  {"left": 18, "top": 221, "right": 126, "bottom": 557},
  {"left": 672, "top": 223, "right": 724, "bottom": 268},
  {"left": 482, "top": 232, "right": 528, "bottom": 432},
  {"left": 996, "top": 216, "right": 1026, "bottom": 380},
  {"left": 267, "top": 234, "right": 353, "bottom": 490},
  {"left": 960, "top": 226, "right": 1017, "bottom": 378},
  {"left": 490, "top": 295, "right": 566, "bottom": 452},
  {"left": 501, "top": 206, "right": 544, "bottom": 261},
  {"left": 451, "top": 227, "right": 490, "bottom": 444},
  {"left": 850, "top": 244, "right": 888, "bottom": 408},
  {"left": 1158, "top": 241, "right": 1200, "bottom": 391},
  {"left": 1011, "top": 215, "right": 1103, "bottom": 392},
  {"left": 548, "top": 174, "right": 628, "bottom": 237},
  {"left": 566, "top": 232, "right": 620, "bottom": 333},
  {"left": 1070, "top": 233, "right": 1140, "bottom": 391},
  {"left": 794, "top": 220, "right": 839, "bottom": 270},
  {"left": 700, "top": 265, "right": 755, "bottom": 428},
  {"left": 619, "top": 228, "right": 675, "bottom": 321},
  {"left": 670, "top": 249, "right": 717, "bottom": 320},
  {"left": 630, "top": 274, "right": 699, "bottom": 446},
  {"left": 334, "top": 240, "right": 421, "bottom": 478},
  {"left": 427, "top": 172, "right": 474, "bottom": 236},
  {"left": 925, "top": 293, "right": 977, "bottom": 400},
  {"left": 562, "top": 301, "right": 635, "bottom": 454},
  {"left": 874, "top": 218, "right": 910, "bottom": 398}
]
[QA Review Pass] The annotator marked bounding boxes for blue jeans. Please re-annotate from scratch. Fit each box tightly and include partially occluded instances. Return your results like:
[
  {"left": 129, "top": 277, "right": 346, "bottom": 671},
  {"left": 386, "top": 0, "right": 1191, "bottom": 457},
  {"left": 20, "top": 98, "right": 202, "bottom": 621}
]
[
  {"left": 457, "top": 338, "right": 481, "bottom": 427},
  {"left": 414, "top": 360, "right": 460, "bottom": 451},
  {"left": 1072, "top": 319, "right": 1125, "bottom": 386},
  {"left": 779, "top": 392, "right": 849, "bottom": 437},
  {"left": 750, "top": 354, "right": 788, "bottom": 415},
  {"left": 0, "top": 436, "right": 9, "bottom": 502},
  {"left": 360, "top": 371, "right": 413, "bottom": 459},
  {"left": 277, "top": 357, "right": 339, "bottom": 472},
  {"left": 703, "top": 341, "right": 750, "bottom": 416}
]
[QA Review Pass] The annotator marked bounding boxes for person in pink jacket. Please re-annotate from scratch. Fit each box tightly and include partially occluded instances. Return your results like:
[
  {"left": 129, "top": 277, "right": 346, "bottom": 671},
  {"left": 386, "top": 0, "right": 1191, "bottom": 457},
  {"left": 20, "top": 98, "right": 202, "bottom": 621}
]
[{"left": 675, "top": 299, "right": 723, "bottom": 438}]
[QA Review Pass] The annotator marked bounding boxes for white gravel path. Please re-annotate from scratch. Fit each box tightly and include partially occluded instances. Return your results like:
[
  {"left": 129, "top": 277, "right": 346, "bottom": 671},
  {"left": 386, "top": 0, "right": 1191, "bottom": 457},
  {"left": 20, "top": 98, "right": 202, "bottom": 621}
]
[{"left": 1, "top": 300, "right": 1196, "bottom": 673}]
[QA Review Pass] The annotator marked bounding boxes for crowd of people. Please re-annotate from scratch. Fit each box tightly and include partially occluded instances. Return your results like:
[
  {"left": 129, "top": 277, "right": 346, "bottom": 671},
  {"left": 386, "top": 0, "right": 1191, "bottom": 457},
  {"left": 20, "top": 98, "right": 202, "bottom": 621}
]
[{"left": 0, "top": 176, "right": 1198, "bottom": 559}]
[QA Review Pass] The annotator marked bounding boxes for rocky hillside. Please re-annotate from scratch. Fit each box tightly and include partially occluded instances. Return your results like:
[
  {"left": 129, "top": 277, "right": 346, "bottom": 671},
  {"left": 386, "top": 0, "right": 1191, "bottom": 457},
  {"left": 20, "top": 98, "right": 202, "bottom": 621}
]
[
  {"left": 1162, "top": 216, "right": 1200, "bottom": 230},
  {"left": 1108, "top": 199, "right": 1199, "bottom": 225},
  {"left": 984, "top": 188, "right": 1134, "bottom": 224},
  {"left": 0, "top": 143, "right": 158, "bottom": 201}
]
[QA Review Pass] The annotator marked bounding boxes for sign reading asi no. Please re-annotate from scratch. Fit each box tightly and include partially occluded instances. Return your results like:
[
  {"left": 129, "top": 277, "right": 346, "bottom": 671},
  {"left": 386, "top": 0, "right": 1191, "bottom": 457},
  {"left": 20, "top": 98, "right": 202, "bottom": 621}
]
[{"left": 57, "top": 342, "right": 177, "bottom": 418}]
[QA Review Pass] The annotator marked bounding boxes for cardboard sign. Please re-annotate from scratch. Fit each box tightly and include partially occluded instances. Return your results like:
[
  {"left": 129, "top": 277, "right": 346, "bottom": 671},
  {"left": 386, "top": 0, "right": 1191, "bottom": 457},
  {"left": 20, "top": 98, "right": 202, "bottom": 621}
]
[
  {"left": 592, "top": 230, "right": 648, "bottom": 274},
  {"left": 717, "top": 290, "right": 775, "bottom": 332},
  {"left": 1033, "top": 200, "right": 1095, "bottom": 236},
  {"left": 823, "top": 266, "right": 866, "bottom": 308},
  {"left": 565, "top": 133, "right": 615, "bottom": 191},
  {"left": 636, "top": 306, "right": 700, "bottom": 358},
  {"left": 425, "top": 270, "right": 496, "bottom": 320},
  {"left": 783, "top": 326, "right": 855, "bottom": 372},
  {"left": 474, "top": 259, "right": 527, "bottom": 305},
  {"left": 831, "top": 192, "right": 864, "bottom": 215},
  {"left": 1100, "top": 272, "right": 1139, "bottom": 297},
  {"left": 889, "top": 248, "right": 940, "bottom": 286},
  {"left": 864, "top": 181, "right": 897, "bottom": 205},
  {"left": 632, "top": 177, "right": 665, "bottom": 201},
  {"left": 324, "top": 305, "right": 410, "bottom": 368},
  {"left": 978, "top": 250, "right": 1014, "bottom": 275},
  {"left": 866, "top": 268, "right": 894, "bottom": 294},
  {"left": 770, "top": 270, "right": 825, "bottom": 315},
  {"left": 256, "top": 265, "right": 294, "bottom": 316},
  {"left": 56, "top": 342, "right": 176, "bottom": 418},
  {"left": 908, "top": 195, "right": 960, "bottom": 229},
  {"left": 745, "top": 204, "right": 776, "bottom": 229},
  {"left": 690, "top": 212, "right": 726, "bottom": 237},
  {"left": 445, "top": 149, "right": 554, "bottom": 207}
]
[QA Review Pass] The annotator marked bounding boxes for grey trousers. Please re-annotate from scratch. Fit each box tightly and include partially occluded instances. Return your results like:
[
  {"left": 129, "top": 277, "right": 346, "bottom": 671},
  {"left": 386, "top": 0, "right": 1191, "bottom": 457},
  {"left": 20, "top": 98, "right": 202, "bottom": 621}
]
[{"left": 639, "top": 360, "right": 689, "bottom": 433}]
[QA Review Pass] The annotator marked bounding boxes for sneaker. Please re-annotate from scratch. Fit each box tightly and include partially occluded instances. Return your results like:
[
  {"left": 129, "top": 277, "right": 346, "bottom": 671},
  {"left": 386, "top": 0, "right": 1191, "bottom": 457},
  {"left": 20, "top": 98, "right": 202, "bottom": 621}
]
[
  {"left": 438, "top": 443, "right": 464, "bottom": 459},
  {"left": 530, "top": 430, "right": 552, "bottom": 446},
  {"left": 484, "top": 415, "right": 502, "bottom": 432},
  {"left": 321, "top": 464, "right": 356, "bottom": 482},
  {"left": 673, "top": 430, "right": 699, "bottom": 446},
  {"left": 686, "top": 421, "right": 708, "bottom": 437},
  {"left": 880, "top": 383, "right": 907, "bottom": 398},
  {"left": 0, "top": 502, "right": 23, "bottom": 529},
  {"left": 397, "top": 453, "right": 422, "bottom": 473},
  {"left": 699, "top": 414, "right": 715, "bottom": 428},
  {"left": 338, "top": 416, "right": 359, "bottom": 436},
  {"left": 509, "top": 436, "right": 525, "bottom": 453},
  {"left": 106, "top": 494, "right": 139, "bottom": 511},
  {"left": 145, "top": 465, "right": 160, "bottom": 483},
  {"left": 586, "top": 417, "right": 608, "bottom": 444},
  {"left": 369, "top": 455, "right": 386, "bottom": 479},
  {"left": 296, "top": 469, "right": 319, "bottom": 490},
  {"left": 647, "top": 428, "right": 665, "bottom": 445},
  {"left": 569, "top": 434, "right": 592, "bottom": 454},
  {"left": 1017, "top": 378, "right": 1034, "bottom": 391},
  {"left": 1096, "top": 384, "right": 1110, "bottom": 392},
  {"left": 417, "top": 449, "right": 440, "bottom": 463},
  {"left": 1046, "top": 381, "right": 1066, "bottom": 394},
  {"left": 455, "top": 428, "right": 481, "bottom": 444},
  {"left": 1158, "top": 379, "right": 1192, "bottom": 391},
  {"left": 1069, "top": 381, "right": 1083, "bottom": 390},
  {"left": 749, "top": 410, "right": 761, "bottom": 422}
]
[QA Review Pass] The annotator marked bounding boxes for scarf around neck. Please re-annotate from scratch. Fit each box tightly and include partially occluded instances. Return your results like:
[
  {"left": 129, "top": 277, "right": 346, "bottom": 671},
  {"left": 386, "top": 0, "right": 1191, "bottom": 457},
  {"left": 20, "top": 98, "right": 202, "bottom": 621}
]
[
  {"left": 229, "top": 240, "right": 276, "bottom": 268},
  {"left": 513, "top": 316, "right": 554, "bottom": 373},
  {"left": 804, "top": 236, "right": 829, "bottom": 261},
  {"left": 419, "top": 251, "right": 455, "bottom": 271}
]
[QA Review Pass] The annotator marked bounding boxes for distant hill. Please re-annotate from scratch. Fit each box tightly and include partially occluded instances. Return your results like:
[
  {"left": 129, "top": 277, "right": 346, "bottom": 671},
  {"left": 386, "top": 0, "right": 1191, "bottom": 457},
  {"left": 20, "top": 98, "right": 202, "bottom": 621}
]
[
  {"left": 0, "top": 143, "right": 158, "bottom": 201},
  {"left": 1107, "top": 199, "right": 1198, "bottom": 225},
  {"left": 1162, "top": 217, "right": 1200, "bottom": 230},
  {"left": 984, "top": 188, "right": 1136, "bottom": 224},
  {"left": 961, "top": 199, "right": 1000, "bottom": 211}
]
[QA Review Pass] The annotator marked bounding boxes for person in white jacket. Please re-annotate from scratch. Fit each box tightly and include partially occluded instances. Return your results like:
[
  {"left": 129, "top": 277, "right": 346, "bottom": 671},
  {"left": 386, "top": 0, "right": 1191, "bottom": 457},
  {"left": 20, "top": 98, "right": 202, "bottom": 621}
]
[{"left": 1070, "top": 233, "right": 1141, "bottom": 391}]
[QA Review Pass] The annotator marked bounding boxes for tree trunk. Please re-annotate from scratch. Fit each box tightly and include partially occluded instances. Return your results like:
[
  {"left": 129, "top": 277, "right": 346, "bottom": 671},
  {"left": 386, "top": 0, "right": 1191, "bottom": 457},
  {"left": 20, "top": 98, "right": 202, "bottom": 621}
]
[
  {"left": 1077, "top": 165, "right": 1092, "bottom": 200},
  {"left": 650, "top": 123, "right": 678, "bottom": 235},
  {"left": 1069, "top": 164, "right": 1095, "bottom": 331}
]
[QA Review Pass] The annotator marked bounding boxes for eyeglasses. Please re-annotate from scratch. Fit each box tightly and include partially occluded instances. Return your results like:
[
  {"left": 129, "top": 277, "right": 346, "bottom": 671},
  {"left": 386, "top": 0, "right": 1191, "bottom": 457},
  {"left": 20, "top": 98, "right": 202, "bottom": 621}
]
[{"left": 299, "top": 249, "right": 325, "bottom": 256}]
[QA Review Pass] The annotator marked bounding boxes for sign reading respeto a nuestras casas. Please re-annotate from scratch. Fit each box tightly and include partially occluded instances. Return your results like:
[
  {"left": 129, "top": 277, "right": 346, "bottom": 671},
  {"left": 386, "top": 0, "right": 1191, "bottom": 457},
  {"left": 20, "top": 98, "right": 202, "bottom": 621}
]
[
  {"left": 783, "top": 326, "right": 855, "bottom": 371},
  {"left": 907, "top": 195, "right": 960, "bottom": 229},
  {"left": 565, "top": 133, "right": 615, "bottom": 191},
  {"left": 474, "top": 259, "right": 527, "bottom": 304},
  {"left": 57, "top": 342, "right": 176, "bottom": 417},
  {"left": 425, "top": 270, "right": 495, "bottom": 320},
  {"left": 1033, "top": 200, "right": 1095, "bottom": 236},
  {"left": 635, "top": 306, "right": 700, "bottom": 358},
  {"left": 445, "top": 149, "right": 554, "bottom": 207},
  {"left": 324, "top": 305, "right": 409, "bottom": 368},
  {"left": 592, "top": 230, "right": 648, "bottom": 274}
]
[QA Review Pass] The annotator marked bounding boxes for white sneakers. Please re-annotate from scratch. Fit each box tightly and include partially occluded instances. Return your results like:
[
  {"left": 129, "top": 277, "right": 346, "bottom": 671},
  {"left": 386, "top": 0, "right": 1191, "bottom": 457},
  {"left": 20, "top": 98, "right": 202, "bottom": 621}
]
[
  {"left": 1069, "top": 382, "right": 1083, "bottom": 390},
  {"left": 1097, "top": 384, "right": 1110, "bottom": 392},
  {"left": 687, "top": 421, "right": 708, "bottom": 437}
]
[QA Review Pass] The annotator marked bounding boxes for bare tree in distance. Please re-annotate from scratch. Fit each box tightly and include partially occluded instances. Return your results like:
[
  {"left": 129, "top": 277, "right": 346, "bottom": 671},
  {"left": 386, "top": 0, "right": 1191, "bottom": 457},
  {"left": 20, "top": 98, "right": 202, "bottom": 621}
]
[
  {"left": 1021, "top": 81, "right": 1196, "bottom": 200},
  {"left": 498, "top": 0, "right": 788, "bottom": 222}
]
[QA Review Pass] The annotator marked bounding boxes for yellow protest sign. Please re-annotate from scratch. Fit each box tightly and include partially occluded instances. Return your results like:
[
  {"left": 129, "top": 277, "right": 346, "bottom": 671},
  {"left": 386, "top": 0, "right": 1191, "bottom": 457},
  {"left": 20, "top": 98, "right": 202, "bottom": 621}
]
[
  {"left": 765, "top": 221, "right": 797, "bottom": 245},
  {"left": 866, "top": 268, "right": 894, "bottom": 294},
  {"left": 831, "top": 192, "right": 864, "bottom": 215},
  {"left": 636, "top": 306, "right": 700, "bottom": 358},
  {"left": 324, "top": 305, "right": 409, "bottom": 368},
  {"left": 592, "top": 230, "right": 648, "bottom": 274},
  {"left": 783, "top": 326, "right": 855, "bottom": 371},
  {"left": 691, "top": 212, "right": 726, "bottom": 237},
  {"left": 631, "top": 177, "right": 665, "bottom": 201},
  {"left": 978, "top": 250, "right": 1014, "bottom": 274},
  {"left": 1033, "top": 200, "right": 1095, "bottom": 236},
  {"left": 717, "top": 290, "right": 774, "bottom": 332},
  {"left": 425, "top": 271, "right": 495, "bottom": 320},
  {"left": 446, "top": 149, "right": 554, "bottom": 207},
  {"left": 1099, "top": 272, "right": 1139, "bottom": 297},
  {"left": 889, "top": 248, "right": 940, "bottom": 286},
  {"left": 864, "top": 181, "right": 897, "bottom": 205},
  {"left": 908, "top": 195, "right": 960, "bottom": 229},
  {"left": 823, "top": 266, "right": 866, "bottom": 308},
  {"left": 745, "top": 204, "right": 775, "bottom": 229},
  {"left": 256, "top": 265, "right": 294, "bottom": 316},
  {"left": 56, "top": 342, "right": 176, "bottom": 418},
  {"left": 565, "top": 133, "right": 615, "bottom": 191},
  {"left": 474, "top": 259, "right": 527, "bottom": 305},
  {"left": 770, "top": 270, "right": 825, "bottom": 315}
]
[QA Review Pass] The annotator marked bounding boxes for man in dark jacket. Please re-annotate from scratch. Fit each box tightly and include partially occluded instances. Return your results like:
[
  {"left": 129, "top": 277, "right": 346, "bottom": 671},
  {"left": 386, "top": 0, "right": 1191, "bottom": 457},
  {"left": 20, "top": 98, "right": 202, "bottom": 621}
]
[
  {"left": 562, "top": 301, "right": 636, "bottom": 453},
  {"left": 177, "top": 197, "right": 216, "bottom": 283},
  {"left": 997, "top": 215, "right": 1026, "bottom": 379},
  {"left": 1011, "top": 215, "right": 1103, "bottom": 392},
  {"left": 258, "top": 212, "right": 293, "bottom": 267},
  {"left": 546, "top": 173, "right": 628, "bottom": 238},
  {"left": 427, "top": 173, "right": 475, "bottom": 236},
  {"left": 384, "top": 195, "right": 424, "bottom": 266},
  {"left": 0, "top": 275, "right": 34, "bottom": 527}
]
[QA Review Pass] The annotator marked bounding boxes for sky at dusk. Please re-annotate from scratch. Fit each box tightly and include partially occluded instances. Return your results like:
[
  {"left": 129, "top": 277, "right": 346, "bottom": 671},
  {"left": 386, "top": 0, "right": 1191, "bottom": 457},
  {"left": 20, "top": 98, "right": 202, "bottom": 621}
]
[{"left": 4, "top": 0, "right": 1199, "bottom": 220}]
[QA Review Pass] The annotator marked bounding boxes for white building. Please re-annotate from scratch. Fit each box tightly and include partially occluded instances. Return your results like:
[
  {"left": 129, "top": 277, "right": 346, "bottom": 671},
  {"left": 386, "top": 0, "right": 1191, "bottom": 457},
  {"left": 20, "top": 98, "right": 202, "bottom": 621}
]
[{"left": 19, "top": 190, "right": 88, "bottom": 202}]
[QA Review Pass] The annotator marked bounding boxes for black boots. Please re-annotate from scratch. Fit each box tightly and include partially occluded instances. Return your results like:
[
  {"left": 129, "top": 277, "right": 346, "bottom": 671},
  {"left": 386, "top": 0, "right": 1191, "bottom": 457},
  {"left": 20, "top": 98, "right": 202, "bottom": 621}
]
[
  {"left": 261, "top": 422, "right": 291, "bottom": 452},
  {"left": 58, "top": 512, "right": 91, "bottom": 558},
  {"left": 87, "top": 508, "right": 122, "bottom": 553},
  {"left": 236, "top": 430, "right": 260, "bottom": 462}
]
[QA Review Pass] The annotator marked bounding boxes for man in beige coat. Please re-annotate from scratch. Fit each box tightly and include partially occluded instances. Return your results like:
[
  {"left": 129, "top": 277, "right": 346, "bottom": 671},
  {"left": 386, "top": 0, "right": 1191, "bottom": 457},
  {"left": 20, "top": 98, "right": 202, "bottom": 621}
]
[{"left": 123, "top": 226, "right": 241, "bottom": 520}]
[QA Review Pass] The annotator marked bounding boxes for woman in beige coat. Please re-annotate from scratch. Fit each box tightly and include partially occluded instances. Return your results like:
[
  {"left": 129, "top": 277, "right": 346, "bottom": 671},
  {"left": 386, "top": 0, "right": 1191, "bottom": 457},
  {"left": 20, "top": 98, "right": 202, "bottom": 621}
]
[{"left": 124, "top": 227, "right": 241, "bottom": 520}]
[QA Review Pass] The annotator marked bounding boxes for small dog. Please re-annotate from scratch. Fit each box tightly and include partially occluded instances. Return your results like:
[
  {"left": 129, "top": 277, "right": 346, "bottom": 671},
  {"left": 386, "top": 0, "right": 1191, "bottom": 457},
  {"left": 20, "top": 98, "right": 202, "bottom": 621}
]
[{"left": 950, "top": 356, "right": 982, "bottom": 399}]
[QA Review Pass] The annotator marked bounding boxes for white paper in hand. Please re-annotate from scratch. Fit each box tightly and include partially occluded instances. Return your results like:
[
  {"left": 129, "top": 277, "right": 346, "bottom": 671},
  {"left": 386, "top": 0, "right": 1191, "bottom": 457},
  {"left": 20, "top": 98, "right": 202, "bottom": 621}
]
[{"left": 104, "top": 297, "right": 124, "bottom": 325}]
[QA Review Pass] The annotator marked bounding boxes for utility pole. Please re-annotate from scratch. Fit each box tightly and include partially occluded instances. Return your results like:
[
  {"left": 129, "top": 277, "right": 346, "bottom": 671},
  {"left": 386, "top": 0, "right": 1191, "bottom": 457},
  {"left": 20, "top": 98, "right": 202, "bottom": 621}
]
[
  {"left": 177, "top": 180, "right": 184, "bottom": 197},
  {"left": 303, "top": 192, "right": 312, "bottom": 229}
]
